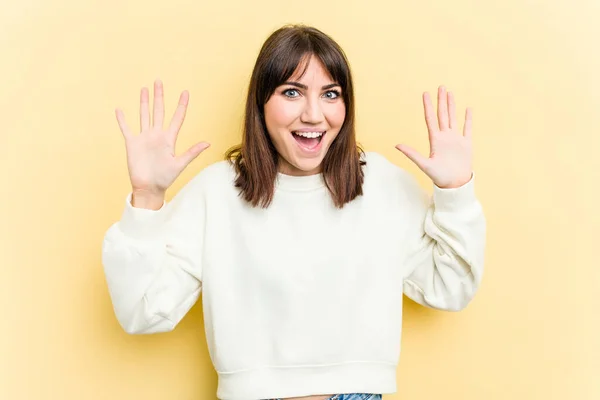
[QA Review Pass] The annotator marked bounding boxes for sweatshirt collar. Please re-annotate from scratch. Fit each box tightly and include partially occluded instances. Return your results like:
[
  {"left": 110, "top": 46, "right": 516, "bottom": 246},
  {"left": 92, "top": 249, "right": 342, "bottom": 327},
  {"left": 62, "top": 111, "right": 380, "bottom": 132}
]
[{"left": 275, "top": 172, "right": 325, "bottom": 191}]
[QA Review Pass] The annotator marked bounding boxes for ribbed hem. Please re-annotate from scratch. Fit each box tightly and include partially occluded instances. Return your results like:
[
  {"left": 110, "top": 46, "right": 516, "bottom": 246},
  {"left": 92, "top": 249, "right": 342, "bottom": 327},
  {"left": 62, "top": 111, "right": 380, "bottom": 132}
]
[
  {"left": 118, "top": 192, "right": 168, "bottom": 240},
  {"left": 433, "top": 172, "right": 477, "bottom": 213},
  {"left": 216, "top": 361, "right": 397, "bottom": 400}
]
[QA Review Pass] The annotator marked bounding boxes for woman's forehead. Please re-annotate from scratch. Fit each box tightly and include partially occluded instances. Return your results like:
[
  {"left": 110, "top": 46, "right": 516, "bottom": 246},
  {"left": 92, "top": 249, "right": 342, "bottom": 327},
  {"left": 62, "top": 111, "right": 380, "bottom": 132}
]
[{"left": 286, "top": 55, "right": 336, "bottom": 84}]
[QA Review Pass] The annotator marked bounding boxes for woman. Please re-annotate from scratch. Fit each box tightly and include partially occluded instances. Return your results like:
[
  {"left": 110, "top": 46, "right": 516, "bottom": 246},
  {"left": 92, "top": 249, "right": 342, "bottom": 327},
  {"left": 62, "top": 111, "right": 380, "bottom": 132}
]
[{"left": 103, "top": 25, "right": 486, "bottom": 400}]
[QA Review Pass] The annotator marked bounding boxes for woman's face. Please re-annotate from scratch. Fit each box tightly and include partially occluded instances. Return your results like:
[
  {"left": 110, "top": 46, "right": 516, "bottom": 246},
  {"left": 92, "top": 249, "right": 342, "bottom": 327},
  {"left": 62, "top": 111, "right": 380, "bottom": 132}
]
[{"left": 264, "top": 55, "right": 346, "bottom": 176}]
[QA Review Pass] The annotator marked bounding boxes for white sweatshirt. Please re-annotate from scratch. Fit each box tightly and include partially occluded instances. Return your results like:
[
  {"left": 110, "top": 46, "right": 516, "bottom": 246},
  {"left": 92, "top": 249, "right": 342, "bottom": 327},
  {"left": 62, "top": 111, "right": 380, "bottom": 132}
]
[{"left": 101, "top": 151, "right": 486, "bottom": 400}]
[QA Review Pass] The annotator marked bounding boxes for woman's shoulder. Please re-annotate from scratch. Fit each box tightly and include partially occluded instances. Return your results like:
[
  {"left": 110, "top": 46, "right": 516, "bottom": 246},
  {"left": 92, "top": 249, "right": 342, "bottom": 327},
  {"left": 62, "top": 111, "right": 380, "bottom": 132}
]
[
  {"left": 360, "top": 150, "right": 427, "bottom": 205},
  {"left": 199, "top": 159, "right": 236, "bottom": 179},
  {"left": 184, "top": 159, "right": 237, "bottom": 194},
  {"left": 362, "top": 150, "right": 412, "bottom": 181}
]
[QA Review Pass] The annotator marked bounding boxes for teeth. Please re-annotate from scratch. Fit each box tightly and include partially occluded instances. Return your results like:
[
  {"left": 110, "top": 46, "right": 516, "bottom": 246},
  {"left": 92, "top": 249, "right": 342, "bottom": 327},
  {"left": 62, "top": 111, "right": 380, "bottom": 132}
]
[{"left": 293, "top": 131, "right": 324, "bottom": 138}]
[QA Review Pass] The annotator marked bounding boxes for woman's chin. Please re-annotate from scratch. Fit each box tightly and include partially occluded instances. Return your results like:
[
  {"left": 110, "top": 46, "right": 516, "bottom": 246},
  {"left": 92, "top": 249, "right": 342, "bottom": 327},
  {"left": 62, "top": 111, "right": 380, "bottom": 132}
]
[{"left": 281, "top": 156, "right": 324, "bottom": 176}]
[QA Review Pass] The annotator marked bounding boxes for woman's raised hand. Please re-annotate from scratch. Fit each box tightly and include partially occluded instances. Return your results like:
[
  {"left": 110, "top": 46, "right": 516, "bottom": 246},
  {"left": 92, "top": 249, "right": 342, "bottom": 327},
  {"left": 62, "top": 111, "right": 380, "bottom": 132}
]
[
  {"left": 396, "top": 85, "right": 473, "bottom": 189},
  {"left": 115, "top": 79, "right": 210, "bottom": 197}
]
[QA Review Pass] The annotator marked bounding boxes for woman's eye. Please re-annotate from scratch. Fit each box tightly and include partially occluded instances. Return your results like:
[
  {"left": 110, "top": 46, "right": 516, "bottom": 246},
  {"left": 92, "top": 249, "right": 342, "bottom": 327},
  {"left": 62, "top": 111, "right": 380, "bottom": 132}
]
[
  {"left": 324, "top": 90, "right": 341, "bottom": 99},
  {"left": 283, "top": 89, "right": 300, "bottom": 98}
]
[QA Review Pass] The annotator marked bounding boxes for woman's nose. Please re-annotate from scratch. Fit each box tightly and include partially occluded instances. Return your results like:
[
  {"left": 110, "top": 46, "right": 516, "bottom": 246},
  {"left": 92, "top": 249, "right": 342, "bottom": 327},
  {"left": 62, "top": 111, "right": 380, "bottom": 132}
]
[{"left": 300, "top": 97, "right": 325, "bottom": 124}]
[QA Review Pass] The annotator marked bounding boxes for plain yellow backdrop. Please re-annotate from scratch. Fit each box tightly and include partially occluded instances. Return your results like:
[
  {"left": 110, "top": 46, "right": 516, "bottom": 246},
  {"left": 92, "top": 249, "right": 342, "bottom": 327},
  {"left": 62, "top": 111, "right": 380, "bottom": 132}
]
[{"left": 1, "top": 0, "right": 598, "bottom": 399}]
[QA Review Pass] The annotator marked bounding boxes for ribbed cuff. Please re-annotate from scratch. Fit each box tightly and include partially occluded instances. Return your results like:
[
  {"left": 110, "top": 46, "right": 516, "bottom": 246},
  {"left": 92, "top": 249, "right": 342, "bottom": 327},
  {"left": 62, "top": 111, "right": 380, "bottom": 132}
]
[
  {"left": 432, "top": 172, "right": 477, "bottom": 213},
  {"left": 118, "top": 192, "right": 168, "bottom": 240}
]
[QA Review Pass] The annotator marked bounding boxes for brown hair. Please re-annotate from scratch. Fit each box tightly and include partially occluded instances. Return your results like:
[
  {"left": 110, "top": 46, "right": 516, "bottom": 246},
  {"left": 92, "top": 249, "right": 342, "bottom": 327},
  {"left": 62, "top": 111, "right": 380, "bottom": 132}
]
[{"left": 225, "top": 24, "right": 365, "bottom": 208}]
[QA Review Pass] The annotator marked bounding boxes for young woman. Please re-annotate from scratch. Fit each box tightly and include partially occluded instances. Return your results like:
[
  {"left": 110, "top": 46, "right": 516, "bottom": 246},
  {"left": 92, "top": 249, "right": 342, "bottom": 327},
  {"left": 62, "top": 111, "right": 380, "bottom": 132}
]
[{"left": 103, "top": 25, "right": 486, "bottom": 400}]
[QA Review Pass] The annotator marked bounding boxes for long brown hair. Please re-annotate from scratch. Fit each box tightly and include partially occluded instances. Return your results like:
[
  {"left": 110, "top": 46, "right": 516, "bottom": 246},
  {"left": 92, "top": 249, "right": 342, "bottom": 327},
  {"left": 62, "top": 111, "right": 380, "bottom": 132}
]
[{"left": 226, "top": 24, "right": 365, "bottom": 208}]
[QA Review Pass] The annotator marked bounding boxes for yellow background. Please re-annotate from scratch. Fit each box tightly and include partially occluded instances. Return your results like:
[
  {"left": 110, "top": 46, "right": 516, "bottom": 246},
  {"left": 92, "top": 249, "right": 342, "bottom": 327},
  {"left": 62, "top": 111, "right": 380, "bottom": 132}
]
[{"left": 1, "top": 0, "right": 598, "bottom": 399}]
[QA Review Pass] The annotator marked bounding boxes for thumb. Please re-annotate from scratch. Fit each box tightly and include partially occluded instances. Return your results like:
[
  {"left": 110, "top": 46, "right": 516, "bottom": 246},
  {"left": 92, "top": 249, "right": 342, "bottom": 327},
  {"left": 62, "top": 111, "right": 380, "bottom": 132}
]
[
  {"left": 395, "top": 144, "right": 429, "bottom": 172},
  {"left": 177, "top": 142, "right": 210, "bottom": 169}
]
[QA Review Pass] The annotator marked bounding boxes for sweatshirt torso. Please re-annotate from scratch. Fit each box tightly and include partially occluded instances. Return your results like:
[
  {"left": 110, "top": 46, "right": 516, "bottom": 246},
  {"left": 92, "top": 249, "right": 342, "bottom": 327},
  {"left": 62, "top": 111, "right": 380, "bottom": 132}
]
[{"left": 101, "top": 151, "right": 486, "bottom": 400}]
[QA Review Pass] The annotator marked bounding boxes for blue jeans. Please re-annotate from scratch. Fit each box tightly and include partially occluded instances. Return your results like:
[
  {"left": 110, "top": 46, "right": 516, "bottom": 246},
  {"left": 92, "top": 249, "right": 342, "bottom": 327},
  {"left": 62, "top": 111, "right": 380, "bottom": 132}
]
[{"left": 268, "top": 395, "right": 382, "bottom": 400}]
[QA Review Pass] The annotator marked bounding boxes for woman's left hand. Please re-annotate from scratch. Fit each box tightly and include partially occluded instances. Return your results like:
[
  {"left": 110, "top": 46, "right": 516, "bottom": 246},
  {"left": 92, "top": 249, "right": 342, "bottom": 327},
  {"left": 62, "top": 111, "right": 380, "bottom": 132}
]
[{"left": 395, "top": 85, "right": 473, "bottom": 189}]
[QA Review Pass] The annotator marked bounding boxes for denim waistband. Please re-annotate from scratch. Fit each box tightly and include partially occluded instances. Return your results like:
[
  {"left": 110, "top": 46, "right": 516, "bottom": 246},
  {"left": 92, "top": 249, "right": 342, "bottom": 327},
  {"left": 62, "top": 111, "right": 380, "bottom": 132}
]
[{"left": 268, "top": 394, "right": 382, "bottom": 400}]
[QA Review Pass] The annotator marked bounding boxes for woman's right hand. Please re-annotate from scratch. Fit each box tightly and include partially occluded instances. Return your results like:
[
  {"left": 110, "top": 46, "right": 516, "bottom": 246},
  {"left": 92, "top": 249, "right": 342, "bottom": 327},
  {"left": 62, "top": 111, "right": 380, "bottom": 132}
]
[{"left": 115, "top": 79, "right": 210, "bottom": 198}]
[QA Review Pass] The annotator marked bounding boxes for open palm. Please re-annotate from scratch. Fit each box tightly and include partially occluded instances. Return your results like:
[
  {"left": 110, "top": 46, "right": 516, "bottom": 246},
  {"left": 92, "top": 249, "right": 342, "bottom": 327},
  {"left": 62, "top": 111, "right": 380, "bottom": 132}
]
[
  {"left": 115, "top": 79, "right": 210, "bottom": 195},
  {"left": 396, "top": 86, "right": 473, "bottom": 189}
]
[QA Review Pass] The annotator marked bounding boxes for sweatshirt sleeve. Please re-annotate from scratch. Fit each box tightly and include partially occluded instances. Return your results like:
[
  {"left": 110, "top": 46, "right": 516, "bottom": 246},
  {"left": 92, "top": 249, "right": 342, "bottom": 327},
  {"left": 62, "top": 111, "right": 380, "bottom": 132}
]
[
  {"left": 101, "top": 174, "right": 207, "bottom": 334},
  {"left": 400, "top": 171, "right": 486, "bottom": 312}
]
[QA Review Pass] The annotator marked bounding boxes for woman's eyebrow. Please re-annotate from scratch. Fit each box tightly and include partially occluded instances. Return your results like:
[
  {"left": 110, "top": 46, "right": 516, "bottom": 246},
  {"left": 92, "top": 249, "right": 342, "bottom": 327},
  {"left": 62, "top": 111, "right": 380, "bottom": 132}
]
[{"left": 282, "top": 81, "right": 341, "bottom": 90}]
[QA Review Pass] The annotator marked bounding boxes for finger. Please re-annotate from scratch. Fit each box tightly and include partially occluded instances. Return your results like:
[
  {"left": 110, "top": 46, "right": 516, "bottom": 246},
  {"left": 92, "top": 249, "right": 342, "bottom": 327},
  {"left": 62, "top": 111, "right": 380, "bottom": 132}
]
[
  {"left": 140, "top": 87, "right": 150, "bottom": 132},
  {"left": 422, "top": 92, "right": 437, "bottom": 137},
  {"left": 153, "top": 79, "right": 165, "bottom": 129},
  {"left": 448, "top": 91, "right": 457, "bottom": 130},
  {"left": 176, "top": 142, "right": 211, "bottom": 170},
  {"left": 463, "top": 107, "right": 473, "bottom": 138},
  {"left": 395, "top": 144, "right": 429, "bottom": 173},
  {"left": 168, "top": 90, "right": 190, "bottom": 137},
  {"left": 115, "top": 108, "right": 133, "bottom": 139},
  {"left": 437, "top": 85, "right": 449, "bottom": 131}
]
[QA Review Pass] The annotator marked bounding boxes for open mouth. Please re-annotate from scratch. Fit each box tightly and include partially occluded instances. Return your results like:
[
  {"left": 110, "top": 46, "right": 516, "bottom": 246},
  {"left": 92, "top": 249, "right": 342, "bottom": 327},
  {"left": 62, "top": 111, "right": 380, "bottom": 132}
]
[{"left": 291, "top": 131, "right": 326, "bottom": 151}]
